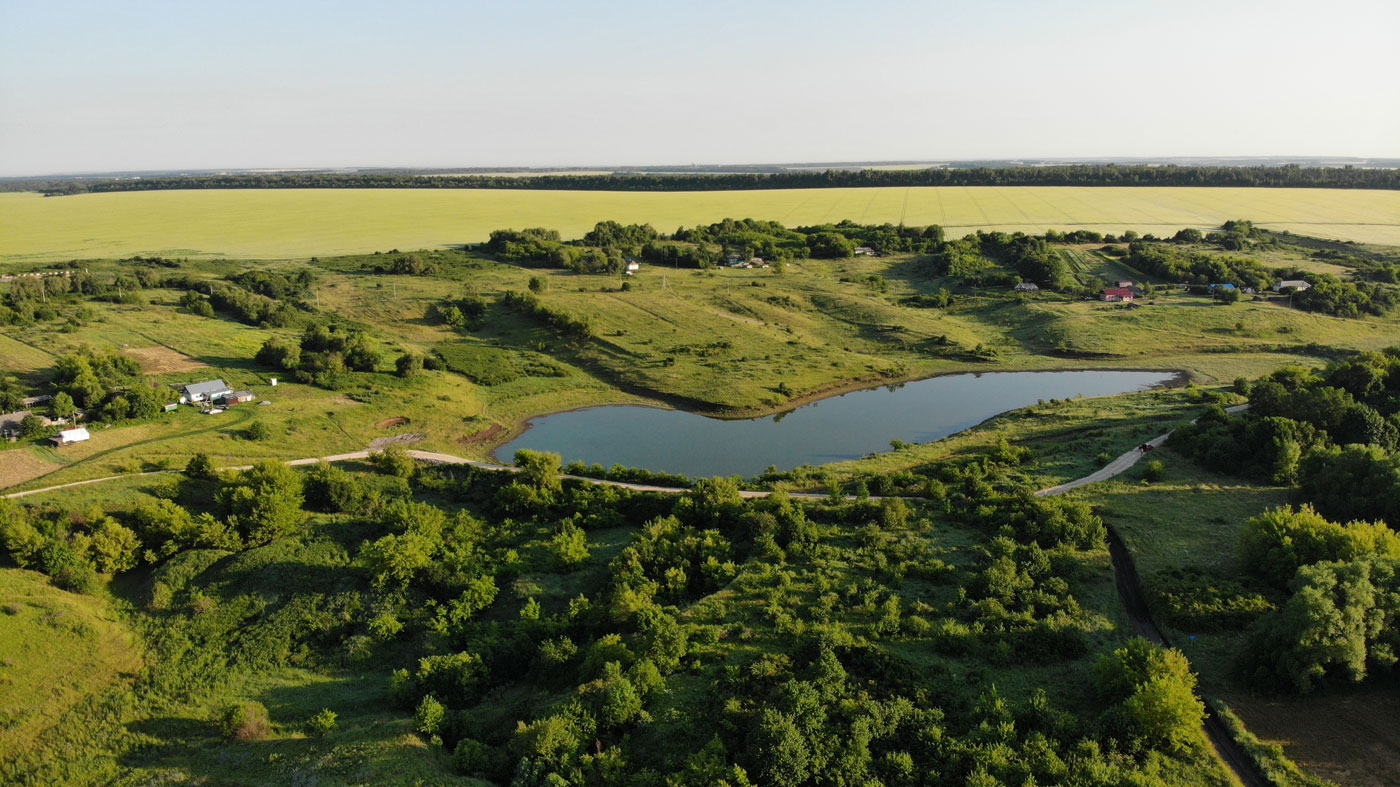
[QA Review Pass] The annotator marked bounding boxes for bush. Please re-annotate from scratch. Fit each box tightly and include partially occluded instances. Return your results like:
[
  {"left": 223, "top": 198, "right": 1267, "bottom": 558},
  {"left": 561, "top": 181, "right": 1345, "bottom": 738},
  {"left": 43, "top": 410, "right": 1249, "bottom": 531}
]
[
  {"left": 1141, "top": 460, "right": 1165, "bottom": 482},
  {"left": 415, "top": 695, "right": 447, "bottom": 737},
  {"left": 185, "top": 452, "right": 216, "bottom": 480},
  {"left": 305, "top": 708, "right": 338, "bottom": 736},
  {"left": 220, "top": 701, "right": 272, "bottom": 741},
  {"left": 244, "top": 421, "right": 271, "bottom": 441}
]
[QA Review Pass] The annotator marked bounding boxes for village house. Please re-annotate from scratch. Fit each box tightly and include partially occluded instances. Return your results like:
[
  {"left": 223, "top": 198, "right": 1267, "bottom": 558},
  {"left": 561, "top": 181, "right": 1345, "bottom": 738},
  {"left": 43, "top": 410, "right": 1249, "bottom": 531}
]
[
  {"left": 1101, "top": 287, "right": 1135, "bottom": 302},
  {"left": 624, "top": 260, "right": 641, "bottom": 275},
  {"left": 1013, "top": 282, "right": 1039, "bottom": 292},
  {"left": 1274, "top": 279, "right": 1312, "bottom": 292},
  {"left": 182, "top": 379, "right": 232, "bottom": 404},
  {"left": 52, "top": 426, "right": 90, "bottom": 446}
]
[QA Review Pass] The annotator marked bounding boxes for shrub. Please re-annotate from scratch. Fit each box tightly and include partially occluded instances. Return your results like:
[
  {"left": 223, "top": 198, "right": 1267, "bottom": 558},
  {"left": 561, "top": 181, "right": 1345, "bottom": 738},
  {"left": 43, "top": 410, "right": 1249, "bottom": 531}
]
[
  {"left": 305, "top": 708, "right": 338, "bottom": 736},
  {"left": 415, "top": 695, "right": 447, "bottom": 737},
  {"left": 185, "top": 452, "right": 216, "bottom": 479},
  {"left": 1141, "top": 460, "right": 1165, "bottom": 482},
  {"left": 220, "top": 701, "right": 272, "bottom": 741},
  {"left": 244, "top": 421, "right": 271, "bottom": 441}
]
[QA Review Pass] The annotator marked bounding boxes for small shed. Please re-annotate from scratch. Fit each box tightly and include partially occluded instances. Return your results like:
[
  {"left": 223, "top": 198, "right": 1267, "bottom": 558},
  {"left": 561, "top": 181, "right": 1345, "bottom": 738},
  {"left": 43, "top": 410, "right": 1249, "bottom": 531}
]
[
  {"left": 1274, "top": 280, "right": 1311, "bottom": 292},
  {"left": 1116, "top": 280, "right": 1135, "bottom": 288},
  {"left": 624, "top": 261, "right": 641, "bottom": 275},
  {"left": 1013, "top": 282, "right": 1040, "bottom": 292},
  {"left": 184, "top": 379, "right": 232, "bottom": 403},
  {"left": 223, "top": 391, "right": 256, "bottom": 405},
  {"left": 54, "top": 427, "right": 90, "bottom": 446},
  {"left": 852, "top": 247, "right": 875, "bottom": 256},
  {"left": 163, "top": 402, "right": 179, "bottom": 412}
]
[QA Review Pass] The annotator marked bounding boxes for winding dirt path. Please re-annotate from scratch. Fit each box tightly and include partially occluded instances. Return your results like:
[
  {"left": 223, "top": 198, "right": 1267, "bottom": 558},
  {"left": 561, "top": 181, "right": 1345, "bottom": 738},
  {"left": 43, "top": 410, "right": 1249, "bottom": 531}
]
[{"left": 1035, "top": 402, "right": 1266, "bottom": 787}]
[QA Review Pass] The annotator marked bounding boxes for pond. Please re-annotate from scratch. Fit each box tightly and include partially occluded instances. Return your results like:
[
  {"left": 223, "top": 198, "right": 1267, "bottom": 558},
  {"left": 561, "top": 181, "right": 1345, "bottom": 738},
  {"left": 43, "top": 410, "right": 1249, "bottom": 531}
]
[{"left": 494, "top": 369, "right": 1181, "bottom": 478}]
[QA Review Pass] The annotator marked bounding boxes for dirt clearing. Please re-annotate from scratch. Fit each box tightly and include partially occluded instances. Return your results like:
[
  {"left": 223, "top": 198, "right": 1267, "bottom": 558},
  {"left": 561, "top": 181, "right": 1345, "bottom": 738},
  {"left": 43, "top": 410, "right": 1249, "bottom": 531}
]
[
  {"left": 375, "top": 416, "right": 409, "bottom": 430},
  {"left": 123, "top": 346, "right": 208, "bottom": 374},
  {"left": 1225, "top": 686, "right": 1400, "bottom": 786},
  {"left": 0, "top": 449, "right": 62, "bottom": 490}
]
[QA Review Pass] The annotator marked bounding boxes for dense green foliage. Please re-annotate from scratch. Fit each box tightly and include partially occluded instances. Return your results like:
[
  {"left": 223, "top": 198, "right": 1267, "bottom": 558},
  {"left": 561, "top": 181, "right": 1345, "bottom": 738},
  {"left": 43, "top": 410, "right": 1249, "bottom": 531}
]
[{"left": 0, "top": 441, "right": 1231, "bottom": 783}]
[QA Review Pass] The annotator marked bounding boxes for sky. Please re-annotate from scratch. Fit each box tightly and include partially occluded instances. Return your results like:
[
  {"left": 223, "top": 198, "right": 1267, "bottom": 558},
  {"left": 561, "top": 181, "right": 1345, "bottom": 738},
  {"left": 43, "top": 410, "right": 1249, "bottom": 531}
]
[{"left": 1, "top": 0, "right": 1398, "bottom": 176}]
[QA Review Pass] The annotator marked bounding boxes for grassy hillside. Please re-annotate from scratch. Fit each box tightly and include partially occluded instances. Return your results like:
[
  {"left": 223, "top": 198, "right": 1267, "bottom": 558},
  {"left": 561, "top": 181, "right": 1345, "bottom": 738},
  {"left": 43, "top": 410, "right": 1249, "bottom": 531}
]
[
  {"left": 2, "top": 186, "right": 1398, "bottom": 262},
  {"left": 0, "top": 569, "right": 141, "bottom": 768}
]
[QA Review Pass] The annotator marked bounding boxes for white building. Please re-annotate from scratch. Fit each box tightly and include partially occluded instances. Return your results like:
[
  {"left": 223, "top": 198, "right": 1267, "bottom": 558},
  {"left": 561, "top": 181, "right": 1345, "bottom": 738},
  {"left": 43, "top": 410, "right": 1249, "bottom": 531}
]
[{"left": 54, "top": 427, "right": 90, "bottom": 446}]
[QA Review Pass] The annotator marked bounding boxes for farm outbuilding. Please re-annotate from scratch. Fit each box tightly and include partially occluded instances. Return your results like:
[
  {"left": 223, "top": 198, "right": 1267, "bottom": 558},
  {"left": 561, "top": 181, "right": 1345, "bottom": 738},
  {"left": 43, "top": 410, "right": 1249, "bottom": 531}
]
[
  {"left": 53, "top": 427, "right": 90, "bottom": 446},
  {"left": 1101, "top": 288, "right": 1135, "bottom": 302},
  {"left": 1014, "top": 282, "right": 1039, "bottom": 292},
  {"left": 222, "top": 391, "right": 256, "bottom": 405},
  {"left": 1274, "top": 280, "right": 1312, "bottom": 292}
]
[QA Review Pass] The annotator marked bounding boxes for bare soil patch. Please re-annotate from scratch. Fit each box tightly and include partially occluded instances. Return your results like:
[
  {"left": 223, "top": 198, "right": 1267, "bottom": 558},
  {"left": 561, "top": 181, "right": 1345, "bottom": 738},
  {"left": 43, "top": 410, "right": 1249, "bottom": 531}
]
[
  {"left": 0, "top": 449, "right": 61, "bottom": 490},
  {"left": 375, "top": 416, "right": 409, "bottom": 430},
  {"left": 368, "top": 432, "right": 426, "bottom": 450},
  {"left": 459, "top": 423, "right": 505, "bottom": 445},
  {"left": 123, "top": 346, "right": 208, "bottom": 374},
  {"left": 1225, "top": 686, "right": 1400, "bottom": 787}
]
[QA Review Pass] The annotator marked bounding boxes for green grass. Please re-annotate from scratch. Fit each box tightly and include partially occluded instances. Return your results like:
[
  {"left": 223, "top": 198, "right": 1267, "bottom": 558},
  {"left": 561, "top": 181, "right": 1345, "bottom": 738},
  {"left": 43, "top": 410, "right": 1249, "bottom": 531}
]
[
  {"left": 0, "top": 569, "right": 140, "bottom": 768},
  {"left": 3, "top": 186, "right": 1398, "bottom": 263}
]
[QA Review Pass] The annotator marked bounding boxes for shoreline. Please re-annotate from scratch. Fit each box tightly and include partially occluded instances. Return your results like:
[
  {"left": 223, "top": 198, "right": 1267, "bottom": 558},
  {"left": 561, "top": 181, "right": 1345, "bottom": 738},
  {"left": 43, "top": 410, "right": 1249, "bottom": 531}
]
[{"left": 484, "top": 365, "right": 1189, "bottom": 465}]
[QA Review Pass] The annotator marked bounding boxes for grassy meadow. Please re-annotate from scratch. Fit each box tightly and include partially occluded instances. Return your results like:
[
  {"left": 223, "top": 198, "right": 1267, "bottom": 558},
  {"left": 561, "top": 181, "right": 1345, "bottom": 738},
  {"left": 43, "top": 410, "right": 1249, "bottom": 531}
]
[{"left": 2, "top": 186, "right": 1399, "bottom": 262}]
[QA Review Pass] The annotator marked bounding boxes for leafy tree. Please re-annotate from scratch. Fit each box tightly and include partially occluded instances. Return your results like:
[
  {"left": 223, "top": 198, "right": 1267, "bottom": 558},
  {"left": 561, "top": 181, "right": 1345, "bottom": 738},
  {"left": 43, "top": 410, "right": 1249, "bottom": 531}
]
[
  {"left": 217, "top": 460, "right": 305, "bottom": 545},
  {"left": 303, "top": 461, "right": 366, "bottom": 512},
  {"left": 86, "top": 518, "right": 140, "bottom": 573},
  {"left": 305, "top": 708, "right": 338, "bottom": 736},
  {"left": 1215, "top": 286, "right": 1241, "bottom": 305},
  {"left": 395, "top": 352, "right": 424, "bottom": 378},
  {"left": 185, "top": 452, "right": 216, "bottom": 479},
  {"left": 415, "top": 695, "right": 447, "bottom": 737},
  {"left": 360, "top": 532, "right": 436, "bottom": 589},
  {"left": 515, "top": 449, "right": 562, "bottom": 493},
  {"left": 50, "top": 391, "right": 75, "bottom": 422},
  {"left": 528, "top": 276, "right": 547, "bottom": 294},
  {"left": 369, "top": 444, "right": 417, "bottom": 479},
  {"left": 18, "top": 413, "right": 45, "bottom": 438},
  {"left": 244, "top": 420, "right": 271, "bottom": 441},
  {"left": 549, "top": 523, "right": 590, "bottom": 570}
]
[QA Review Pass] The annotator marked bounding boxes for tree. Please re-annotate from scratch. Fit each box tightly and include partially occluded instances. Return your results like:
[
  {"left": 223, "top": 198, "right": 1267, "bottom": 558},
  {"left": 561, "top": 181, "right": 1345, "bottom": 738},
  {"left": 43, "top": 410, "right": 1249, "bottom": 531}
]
[
  {"left": 360, "top": 532, "right": 436, "bottom": 589},
  {"left": 217, "top": 460, "right": 305, "bottom": 545},
  {"left": 515, "top": 449, "right": 562, "bottom": 493},
  {"left": 1094, "top": 638, "right": 1203, "bottom": 751},
  {"left": 244, "top": 420, "right": 271, "bottom": 441},
  {"left": 528, "top": 276, "right": 547, "bottom": 294},
  {"left": 50, "top": 391, "right": 76, "bottom": 422},
  {"left": 18, "top": 413, "right": 45, "bottom": 438},
  {"left": 549, "top": 523, "right": 590, "bottom": 570},
  {"left": 1216, "top": 287, "right": 1241, "bottom": 305},
  {"left": 395, "top": 352, "right": 424, "bottom": 378},
  {"left": 415, "top": 695, "right": 447, "bottom": 737},
  {"left": 369, "top": 444, "right": 417, "bottom": 479},
  {"left": 185, "top": 452, "right": 216, "bottom": 479},
  {"left": 305, "top": 708, "right": 338, "bottom": 736},
  {"left": 87, "top": 518, "right": 140, "bottom": 573}
]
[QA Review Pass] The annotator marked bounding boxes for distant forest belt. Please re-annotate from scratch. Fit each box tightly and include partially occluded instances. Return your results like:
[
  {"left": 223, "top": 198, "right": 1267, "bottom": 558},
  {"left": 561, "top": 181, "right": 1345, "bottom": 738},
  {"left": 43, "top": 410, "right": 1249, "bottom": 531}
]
[{"left": 1, "top": 186, "right": 1398, "bottom": 262}]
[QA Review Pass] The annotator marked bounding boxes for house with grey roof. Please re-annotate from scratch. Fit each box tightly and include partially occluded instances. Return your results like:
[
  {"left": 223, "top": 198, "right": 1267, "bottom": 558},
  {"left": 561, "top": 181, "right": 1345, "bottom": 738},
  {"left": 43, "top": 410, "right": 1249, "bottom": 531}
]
[{"left": 183, "top": 379, "right": 232, "bottom": 403}]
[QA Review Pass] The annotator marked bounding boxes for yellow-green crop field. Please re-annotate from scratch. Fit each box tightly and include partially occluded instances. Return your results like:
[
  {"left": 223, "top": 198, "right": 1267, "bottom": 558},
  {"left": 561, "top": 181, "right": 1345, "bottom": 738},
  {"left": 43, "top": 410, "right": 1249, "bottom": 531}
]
[{"left": 2, "top": 186, "right": 1397, "bottom": 263}]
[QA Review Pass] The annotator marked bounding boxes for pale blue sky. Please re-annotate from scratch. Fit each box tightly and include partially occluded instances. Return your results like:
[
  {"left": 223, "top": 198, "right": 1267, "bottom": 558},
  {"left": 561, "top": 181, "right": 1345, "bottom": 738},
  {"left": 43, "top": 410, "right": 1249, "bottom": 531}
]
[{"left": 2, "top": 0, "right": 1397, "bottom": 176}]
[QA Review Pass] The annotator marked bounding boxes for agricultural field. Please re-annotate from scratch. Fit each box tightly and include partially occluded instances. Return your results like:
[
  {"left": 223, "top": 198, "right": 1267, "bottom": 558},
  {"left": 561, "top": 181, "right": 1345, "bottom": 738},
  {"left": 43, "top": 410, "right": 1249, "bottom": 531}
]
[{"left": 2, "top": 186, "right": 1399, "bottom": 263}]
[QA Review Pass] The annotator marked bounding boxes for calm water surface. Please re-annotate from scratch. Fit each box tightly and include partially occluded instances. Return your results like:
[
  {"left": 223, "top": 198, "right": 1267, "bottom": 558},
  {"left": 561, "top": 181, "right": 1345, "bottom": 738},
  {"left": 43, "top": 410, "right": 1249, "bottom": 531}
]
[{"left": 495, "top": 370, "right": 1180, "bottom": 478}]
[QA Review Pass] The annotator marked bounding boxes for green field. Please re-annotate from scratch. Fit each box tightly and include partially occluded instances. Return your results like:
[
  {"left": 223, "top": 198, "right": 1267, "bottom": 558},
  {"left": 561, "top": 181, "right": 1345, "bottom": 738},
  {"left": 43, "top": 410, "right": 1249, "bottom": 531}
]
[{"left": 2, "top": 186, "right": 1398, "bottom": 262}]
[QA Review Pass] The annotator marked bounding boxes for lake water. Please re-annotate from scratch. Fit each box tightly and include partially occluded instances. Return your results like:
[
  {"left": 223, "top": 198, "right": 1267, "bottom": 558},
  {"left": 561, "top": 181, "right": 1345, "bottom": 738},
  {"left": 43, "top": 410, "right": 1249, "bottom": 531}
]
[{"left": 494, "top": 369, "right": 1180, "bottom": 478}]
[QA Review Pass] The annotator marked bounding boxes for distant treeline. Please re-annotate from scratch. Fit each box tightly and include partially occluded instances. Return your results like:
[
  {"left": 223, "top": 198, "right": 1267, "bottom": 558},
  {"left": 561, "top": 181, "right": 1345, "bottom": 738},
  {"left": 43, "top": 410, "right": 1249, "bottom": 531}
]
[{"left": 13, "top": 164, "right": 1400, "bottom": 195}]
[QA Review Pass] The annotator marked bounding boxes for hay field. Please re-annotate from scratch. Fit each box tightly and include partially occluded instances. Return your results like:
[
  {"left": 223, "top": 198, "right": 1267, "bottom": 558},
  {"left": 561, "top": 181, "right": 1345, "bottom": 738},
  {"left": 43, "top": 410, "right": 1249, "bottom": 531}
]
[{"left": 1, "top": 186, "right": 1396, "bottom": 263}]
